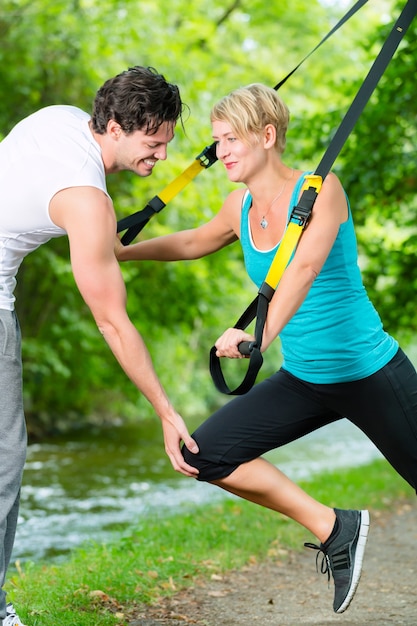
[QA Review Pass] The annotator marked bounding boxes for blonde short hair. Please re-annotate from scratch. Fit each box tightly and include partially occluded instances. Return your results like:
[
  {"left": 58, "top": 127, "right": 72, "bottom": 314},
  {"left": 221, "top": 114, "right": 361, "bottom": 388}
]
[{"left": 210, "top": 83, "right": 289, "bottom": 154}]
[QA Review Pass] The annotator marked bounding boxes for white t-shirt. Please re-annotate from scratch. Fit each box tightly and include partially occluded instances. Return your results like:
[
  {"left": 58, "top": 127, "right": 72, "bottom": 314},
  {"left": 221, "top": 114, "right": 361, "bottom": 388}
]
[{"left": 0, "top": 105, "right": 109, "bottom": 309}]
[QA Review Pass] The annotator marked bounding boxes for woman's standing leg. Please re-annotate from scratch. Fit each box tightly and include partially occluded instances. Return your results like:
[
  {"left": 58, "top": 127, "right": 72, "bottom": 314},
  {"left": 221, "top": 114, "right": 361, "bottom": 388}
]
[{"left": 322, "top": 349, "right": 417, "bottom": 492}]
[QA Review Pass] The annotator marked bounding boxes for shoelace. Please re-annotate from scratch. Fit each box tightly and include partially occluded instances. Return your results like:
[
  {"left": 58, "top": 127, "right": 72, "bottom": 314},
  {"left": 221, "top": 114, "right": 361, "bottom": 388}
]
[{"left": 304, "top": 542, "right": 331, "bottom": 583}]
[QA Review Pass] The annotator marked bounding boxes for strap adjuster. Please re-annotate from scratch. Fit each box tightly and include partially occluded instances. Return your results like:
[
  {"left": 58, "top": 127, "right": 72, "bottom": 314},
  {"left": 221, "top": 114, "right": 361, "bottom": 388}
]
[
  {"left": 290, "top": 174, "right": 323, "bottom": 227},
  {"left": 147, "top": 195, "right": 166, "bottom": 214},
  {"left": 196, "top": 143, "right": 218, "bottom": 169}
]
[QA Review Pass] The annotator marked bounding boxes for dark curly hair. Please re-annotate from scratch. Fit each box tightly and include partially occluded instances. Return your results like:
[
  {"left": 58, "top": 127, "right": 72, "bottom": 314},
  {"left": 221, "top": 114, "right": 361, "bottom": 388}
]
[{"left": 91, "top": 66, "right": 185, "bottom": 135}]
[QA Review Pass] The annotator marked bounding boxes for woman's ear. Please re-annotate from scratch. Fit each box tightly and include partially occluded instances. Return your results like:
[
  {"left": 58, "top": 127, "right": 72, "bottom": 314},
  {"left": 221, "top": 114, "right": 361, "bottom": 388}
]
[{"left": 263, "top": 124, "right": 277, "bottom": 149}]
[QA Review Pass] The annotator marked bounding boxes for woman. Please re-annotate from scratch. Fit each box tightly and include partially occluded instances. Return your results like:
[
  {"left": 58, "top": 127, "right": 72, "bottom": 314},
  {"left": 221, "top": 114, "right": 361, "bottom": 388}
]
[{"left": 117, "top": 84, "right": 417, "bottom": 614}]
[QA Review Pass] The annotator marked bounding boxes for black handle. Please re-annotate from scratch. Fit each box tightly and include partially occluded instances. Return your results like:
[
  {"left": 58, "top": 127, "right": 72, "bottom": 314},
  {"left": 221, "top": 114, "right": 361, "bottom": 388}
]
[{"left": 238, "top": 341, "right": 255, "bottom": 356}]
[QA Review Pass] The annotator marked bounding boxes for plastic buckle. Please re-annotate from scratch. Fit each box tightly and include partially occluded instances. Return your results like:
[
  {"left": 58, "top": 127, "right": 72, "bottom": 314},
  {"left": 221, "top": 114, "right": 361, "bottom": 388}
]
[
  {"left": 291, "top": 199, "right": 314, "bottom": 227},
  {"left": 148, "top": 195, "right": 166, "bottom": 213},
  {"left": 290, "top": 174, "right": 323, "bottom": 227},
  {"left": 196, "top": 143, "right": 218, "bottom": 168},
  {"left": 258, "top": 282, "right": 275, "bottom": 302}
]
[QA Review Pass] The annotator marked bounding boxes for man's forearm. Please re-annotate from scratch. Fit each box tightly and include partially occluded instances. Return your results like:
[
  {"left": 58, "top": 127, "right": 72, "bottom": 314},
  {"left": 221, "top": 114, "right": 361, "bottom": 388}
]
[{"left": 99, "top": 318, "right": 175, "bottom": 419}]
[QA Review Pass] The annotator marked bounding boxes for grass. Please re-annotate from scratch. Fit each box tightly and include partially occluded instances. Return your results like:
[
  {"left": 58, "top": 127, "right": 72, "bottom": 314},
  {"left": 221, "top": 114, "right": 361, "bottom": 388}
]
[{"left": 8, "top": 458, "right": 414, "bottom": 625}]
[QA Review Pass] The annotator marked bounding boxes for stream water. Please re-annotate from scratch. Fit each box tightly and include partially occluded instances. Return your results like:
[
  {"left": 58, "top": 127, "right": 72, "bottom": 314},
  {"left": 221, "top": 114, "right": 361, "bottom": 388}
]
[{"left": 14, "top": 417, "right": 383, "bottom": 564}]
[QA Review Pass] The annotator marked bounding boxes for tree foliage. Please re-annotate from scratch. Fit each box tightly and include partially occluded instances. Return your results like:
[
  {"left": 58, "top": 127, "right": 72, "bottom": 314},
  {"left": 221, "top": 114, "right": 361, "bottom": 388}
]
[
  {"left": 0, "top": 0, "right": 415, "bottom": 434},
  {"left": 340, "top": 7, "right": 417, "bottom": 342}
]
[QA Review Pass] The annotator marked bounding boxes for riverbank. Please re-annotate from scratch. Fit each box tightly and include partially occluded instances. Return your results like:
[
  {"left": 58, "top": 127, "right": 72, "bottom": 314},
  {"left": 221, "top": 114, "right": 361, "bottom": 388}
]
[
  {"left": 8, "top": 458, "right": 414, "bottom": 625},
  {"left": 18, "top": 419, "right": 383, "bottom": 563}
]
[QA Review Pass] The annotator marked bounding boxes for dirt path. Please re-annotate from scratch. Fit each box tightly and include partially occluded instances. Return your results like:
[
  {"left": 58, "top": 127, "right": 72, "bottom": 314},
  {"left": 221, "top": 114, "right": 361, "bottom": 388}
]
[{"left": 127, "top": 498, "right": 417, "bottom": 625}]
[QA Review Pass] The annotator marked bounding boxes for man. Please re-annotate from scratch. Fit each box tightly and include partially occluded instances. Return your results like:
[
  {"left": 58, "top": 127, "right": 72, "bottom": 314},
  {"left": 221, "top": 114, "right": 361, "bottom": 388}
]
[{"left": 0, "top": 65, "right": 198, "bottom": 626}]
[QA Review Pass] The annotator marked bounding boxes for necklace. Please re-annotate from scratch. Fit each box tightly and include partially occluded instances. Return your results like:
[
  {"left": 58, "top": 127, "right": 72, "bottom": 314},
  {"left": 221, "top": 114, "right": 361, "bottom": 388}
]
[{"left": 259, "top": 169, "right": 294, "bottom": 229}]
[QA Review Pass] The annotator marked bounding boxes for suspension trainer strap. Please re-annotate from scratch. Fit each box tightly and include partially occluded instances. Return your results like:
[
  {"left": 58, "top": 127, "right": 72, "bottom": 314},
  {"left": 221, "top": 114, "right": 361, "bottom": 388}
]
[
  {"left": 117, "top": 0, "right": 368, "bottom": 243},
  {"left": 210, "top": 0, "right": 417, "bottom": 395},
  {"left": 273, "top": 0, "right": 369, "bottom": 91},
  {"left": 209, "top": 175, "right": 322, "bottom": 395},
  {"left": 117, "top": 144, "right": 218, "bottom": 244}
]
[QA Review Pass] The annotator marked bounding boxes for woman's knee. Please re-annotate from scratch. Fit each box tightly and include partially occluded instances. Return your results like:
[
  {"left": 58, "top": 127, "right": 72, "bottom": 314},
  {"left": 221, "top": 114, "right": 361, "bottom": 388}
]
[{"left": 182, "top": 443, "right": 238, "bottom": 483}]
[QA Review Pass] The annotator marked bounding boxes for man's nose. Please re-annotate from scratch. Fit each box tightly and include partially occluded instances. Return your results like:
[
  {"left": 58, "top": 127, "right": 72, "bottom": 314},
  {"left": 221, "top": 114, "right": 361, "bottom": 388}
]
[{"left": 154, "top": 145, "right": 168, "bottom": 160}]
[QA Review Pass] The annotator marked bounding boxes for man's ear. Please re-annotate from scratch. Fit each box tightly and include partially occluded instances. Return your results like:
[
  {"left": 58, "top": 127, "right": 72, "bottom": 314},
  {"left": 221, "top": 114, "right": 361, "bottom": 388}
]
[{"left": 107, "top": 119, "right": 122, "bottom": 139}]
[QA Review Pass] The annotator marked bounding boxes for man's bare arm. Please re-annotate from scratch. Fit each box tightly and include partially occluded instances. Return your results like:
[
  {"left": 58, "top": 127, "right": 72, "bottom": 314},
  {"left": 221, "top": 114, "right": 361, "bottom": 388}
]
[{"left": 49, "top": 186, "right": 199, "bottom": 476}]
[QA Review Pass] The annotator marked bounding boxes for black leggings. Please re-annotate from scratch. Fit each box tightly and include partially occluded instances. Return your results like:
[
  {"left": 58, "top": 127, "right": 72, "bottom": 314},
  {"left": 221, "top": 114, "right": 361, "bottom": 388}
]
[{"left": 183, "top": 348, "right": 417, "bottom": 492}]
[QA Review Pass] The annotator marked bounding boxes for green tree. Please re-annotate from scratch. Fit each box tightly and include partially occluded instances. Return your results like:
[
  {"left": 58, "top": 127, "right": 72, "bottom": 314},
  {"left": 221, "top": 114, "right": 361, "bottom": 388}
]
[{"left": 340, "top": 4, "right": 417, "bottom": 343}]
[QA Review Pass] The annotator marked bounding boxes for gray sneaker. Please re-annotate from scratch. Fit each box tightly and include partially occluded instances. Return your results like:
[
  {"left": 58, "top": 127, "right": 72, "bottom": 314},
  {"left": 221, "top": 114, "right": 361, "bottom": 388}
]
[
  {"left": 304, "top": 509, "right": 370, "bottom": 613},
  {"left": 3, "top": 603, "right": 26, "bottom": 626}
]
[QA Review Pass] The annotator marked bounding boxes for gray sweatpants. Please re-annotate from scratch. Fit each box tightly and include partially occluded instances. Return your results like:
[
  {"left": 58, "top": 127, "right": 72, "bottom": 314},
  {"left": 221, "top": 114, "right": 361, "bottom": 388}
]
[{"left": 0, "top": 310, "right": 27, "bottom": 619}]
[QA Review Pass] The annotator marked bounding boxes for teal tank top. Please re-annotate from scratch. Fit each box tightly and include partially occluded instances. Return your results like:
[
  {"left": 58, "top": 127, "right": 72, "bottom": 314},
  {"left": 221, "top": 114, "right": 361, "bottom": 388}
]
[{"left": 240, "top": 173, "right": 398, "bottom": 383}]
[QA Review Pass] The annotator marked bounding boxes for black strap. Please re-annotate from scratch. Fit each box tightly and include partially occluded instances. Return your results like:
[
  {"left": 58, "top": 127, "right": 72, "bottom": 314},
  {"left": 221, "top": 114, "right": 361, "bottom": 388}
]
[
  {"left": 209, "top": 282, "right": 275, "bottom": 394},
  {"left": 118, "top": 144, "right": 218, "bottom": 244},
  {"left": 209, "top": 295, "right": 262, "bottom": 395},
  {"left": 273, "top": 0, "right": 369, "bottom": 91},
  {"left": 210, "top": 0, "right": 417, "bottom": 396},
  {"left": 118, "top": 196, "right": 165, "bottom": 245},
  {"left": 117, "top": 0, "right": 368, "bottom": 242},
  {"left": 315, "top": 0, "right": 417, "bottom": 179}
]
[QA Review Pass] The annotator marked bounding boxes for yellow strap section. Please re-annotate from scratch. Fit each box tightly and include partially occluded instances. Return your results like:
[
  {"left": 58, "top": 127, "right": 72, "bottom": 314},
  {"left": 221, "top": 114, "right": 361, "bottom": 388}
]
[
  {"left": 159, "top": 159, "right": 205, "bottom": 204},
  {"left": 302, "top": 174, "right": 323, "bottom": 195},
  {"left": 264, "top": 220, "right": 304, "bottom": 288},
  {"left": 264, "top": 174, "right": 323, "bottom": 289}
]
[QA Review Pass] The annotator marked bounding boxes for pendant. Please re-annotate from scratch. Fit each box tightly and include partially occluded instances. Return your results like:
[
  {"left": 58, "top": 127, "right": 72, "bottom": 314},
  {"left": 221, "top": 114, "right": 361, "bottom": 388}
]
[{"left": 260, "top": 218, "right": 268, "bottom": 229}]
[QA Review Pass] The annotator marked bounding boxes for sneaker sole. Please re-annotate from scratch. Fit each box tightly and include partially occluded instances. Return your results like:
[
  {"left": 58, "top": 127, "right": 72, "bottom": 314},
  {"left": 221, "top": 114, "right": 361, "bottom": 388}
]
[{"left": 335, "top": 509, "right": 370, "bottom": 614}]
